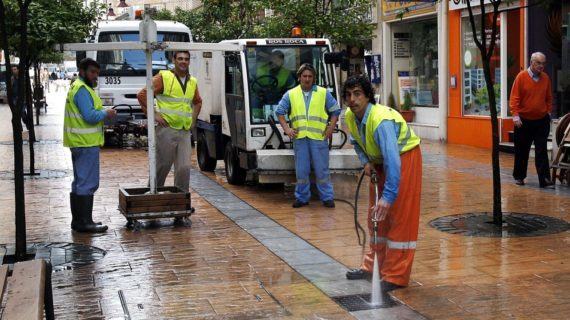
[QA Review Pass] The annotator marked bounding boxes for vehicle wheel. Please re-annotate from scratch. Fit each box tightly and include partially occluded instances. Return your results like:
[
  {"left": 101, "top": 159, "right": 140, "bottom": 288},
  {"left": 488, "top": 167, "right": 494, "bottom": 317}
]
[
  {"left": 197, "top": 132, "right": 217, "bottom": 172},
  {"left": 224, "top": 141, "right": 247, "bottom": 185}
]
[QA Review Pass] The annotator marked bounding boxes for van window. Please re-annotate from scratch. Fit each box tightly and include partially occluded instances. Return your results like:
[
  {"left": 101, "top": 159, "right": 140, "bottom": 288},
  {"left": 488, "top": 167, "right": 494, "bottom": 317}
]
[{"left": 97, "top": 32, "right": 190, "bottom": 76}]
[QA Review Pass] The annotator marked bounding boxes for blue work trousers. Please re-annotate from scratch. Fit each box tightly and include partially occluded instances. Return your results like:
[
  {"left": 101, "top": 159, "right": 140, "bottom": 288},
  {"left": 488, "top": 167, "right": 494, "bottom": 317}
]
[
  {"left": 293, "top": 138, "right": 334, "bottom": 202},
  {"left": 71, "top": 147, "right": 100, "bottom": 196}
]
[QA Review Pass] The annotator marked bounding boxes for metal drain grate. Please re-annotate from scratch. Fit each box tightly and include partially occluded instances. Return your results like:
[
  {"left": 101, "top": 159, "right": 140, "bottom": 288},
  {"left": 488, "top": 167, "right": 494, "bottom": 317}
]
[
  {"left": 2, "top": 242, "right": 106, "bottom": 271},
  {"left": 430, "top": 212, "right": 569, "bottom": 237},
  {"left": 0, "top": 169, "right": 70, "bottom": 180},
  {"left": 331, "top": 293, "right": 399, "bottom": 312}
]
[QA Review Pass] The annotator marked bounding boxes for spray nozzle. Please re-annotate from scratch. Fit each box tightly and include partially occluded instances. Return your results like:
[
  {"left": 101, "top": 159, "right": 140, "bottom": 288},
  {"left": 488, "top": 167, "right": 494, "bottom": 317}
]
[{"left": 370, "top": 170, "right": 378, "bottom": 184}]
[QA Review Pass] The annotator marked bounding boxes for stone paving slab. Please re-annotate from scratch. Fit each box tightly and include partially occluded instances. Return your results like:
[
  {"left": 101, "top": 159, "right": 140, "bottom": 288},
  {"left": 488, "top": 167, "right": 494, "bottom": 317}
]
[
  {"left": 0, "top": 96, "right": 356, "bottom": 319},
  {"left": 191, "top": 170, "right": 426, "bottom": 319},
  {"left": 208, "top": 141, "right": 570, "bottom": 319}
]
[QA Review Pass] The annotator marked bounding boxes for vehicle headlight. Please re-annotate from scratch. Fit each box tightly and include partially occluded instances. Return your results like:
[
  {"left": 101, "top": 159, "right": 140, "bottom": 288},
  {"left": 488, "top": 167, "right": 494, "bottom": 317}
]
[
  {"left": 251, "top": 128, "right": 266, "bottom": 137},
  {"left": 101, "top": 98, "right": 114, "bottom": 106}
]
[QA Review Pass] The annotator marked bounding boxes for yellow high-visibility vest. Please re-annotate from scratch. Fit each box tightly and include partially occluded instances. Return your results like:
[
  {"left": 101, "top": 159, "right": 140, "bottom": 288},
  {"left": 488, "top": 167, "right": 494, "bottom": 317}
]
[
  {"left": 345, "top": 104, "right": 420, "bottom": 164},
  {"left": 156, "top": 70, "right": 197, "bottom": 130},
  {"left": 288, "top": 85, "right": 329, "bottom": 140},
  {"left": 63, "top": 79, "right": 104, "bottom": 148}
]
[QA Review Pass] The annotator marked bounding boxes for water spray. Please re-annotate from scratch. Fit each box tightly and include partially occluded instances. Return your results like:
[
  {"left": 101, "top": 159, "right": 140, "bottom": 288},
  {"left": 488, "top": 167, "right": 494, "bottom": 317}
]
[{"left": 369, "top": 170, "right": 383, "bottom": 306}]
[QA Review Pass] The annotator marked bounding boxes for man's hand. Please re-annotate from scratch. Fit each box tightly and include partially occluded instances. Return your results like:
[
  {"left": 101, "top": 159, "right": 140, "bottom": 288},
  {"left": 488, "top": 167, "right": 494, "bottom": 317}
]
[
  {"left": 105, "top": 109, "right": 117, "bottom": 119},
  {"left": 285, "top": 128, "right": 297, "bottom": 140},
  {"left": 513, "top": 115, "right": 522, "bottom": 128},
  {"left": 324, "top": 125, "right": 334, "bottom": 140},
  {"left": 371, "top": 198, "right": 391, "bottom": 222},
  {"left": 155, "top": 113, "right": 168, "bottom": 127},
  {"left": 363, "top": 162, "right": 374, "bottom": 177}
]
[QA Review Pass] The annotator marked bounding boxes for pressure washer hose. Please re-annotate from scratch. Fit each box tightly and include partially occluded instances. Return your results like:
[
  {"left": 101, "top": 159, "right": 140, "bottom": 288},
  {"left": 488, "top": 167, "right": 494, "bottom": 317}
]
[{"left": 334, "top": 170, "right": 367, "bottom": 248}]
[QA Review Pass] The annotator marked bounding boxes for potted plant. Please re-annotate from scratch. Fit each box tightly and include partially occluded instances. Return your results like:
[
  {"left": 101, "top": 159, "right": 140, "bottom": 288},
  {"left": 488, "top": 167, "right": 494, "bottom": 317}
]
[{"left": 399, "top": 91, "right": 415, "bottom": 123}]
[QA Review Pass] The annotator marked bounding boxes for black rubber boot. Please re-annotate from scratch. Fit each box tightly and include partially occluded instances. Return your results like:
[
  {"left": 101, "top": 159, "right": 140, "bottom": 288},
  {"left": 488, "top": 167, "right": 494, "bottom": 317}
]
[
  {"left": 74, "top": 195, "right": 108, "bottom": 233},
  {"left": 70, "top": 193, "right": 80, "bottom": 231}
]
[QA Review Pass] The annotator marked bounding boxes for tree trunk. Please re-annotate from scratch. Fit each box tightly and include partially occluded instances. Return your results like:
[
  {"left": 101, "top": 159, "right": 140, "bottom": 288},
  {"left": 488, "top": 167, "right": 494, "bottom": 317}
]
[
  {"left": 482, "top": 59, "right": 502, "bottom": 224},
  {"left": 33, "top": 63, "right": 40, "bottom": 125},
  {"left": 466, "top": 0, "right": 503, "bottom": 226},
  {"left": 25, "top": 64, "right": 36, "bottom": 175}
]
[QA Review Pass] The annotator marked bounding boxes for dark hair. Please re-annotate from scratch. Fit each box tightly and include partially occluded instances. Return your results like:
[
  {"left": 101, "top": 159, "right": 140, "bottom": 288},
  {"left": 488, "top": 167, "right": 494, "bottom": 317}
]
[
  {"left": 342, "top": 75, "right": 376, "bottom": 103},
  {"left": 296, "top": 63, "right": 316, "bottom": 78},
  {"left": 174, "top": 51, "right": 190, "bottom": 59},
  {"left": 78, "top": 58, "right": 100, "bottom": 71},
  {"left": 271, "top": 50, "right": 285, "bottom": 60}
]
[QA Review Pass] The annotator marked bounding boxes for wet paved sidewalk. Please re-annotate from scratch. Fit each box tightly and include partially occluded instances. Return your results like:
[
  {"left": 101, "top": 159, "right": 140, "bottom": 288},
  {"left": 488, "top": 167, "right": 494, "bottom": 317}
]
[
  {"left": 0, "top": 94, "right": 353, "bottom": 319},
  {"left": 0, "top": 90, "right": 569, "bottom": 319}
]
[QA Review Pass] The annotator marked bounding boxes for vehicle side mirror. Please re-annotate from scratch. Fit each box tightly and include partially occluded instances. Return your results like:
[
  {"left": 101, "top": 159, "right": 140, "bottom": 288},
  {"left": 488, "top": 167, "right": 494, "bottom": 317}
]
[
  {"left": 324, "top": 51, "right": 349, "bottom": 72},
  {"left": 76, "top": 51, "right": 86, "bottom": 67}
]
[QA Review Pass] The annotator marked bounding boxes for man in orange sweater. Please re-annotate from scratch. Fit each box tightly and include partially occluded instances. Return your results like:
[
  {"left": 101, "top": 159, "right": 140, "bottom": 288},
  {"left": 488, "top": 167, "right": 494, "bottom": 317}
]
[{"left": 510, "top": 52, "right": 554, "bottom": 188}]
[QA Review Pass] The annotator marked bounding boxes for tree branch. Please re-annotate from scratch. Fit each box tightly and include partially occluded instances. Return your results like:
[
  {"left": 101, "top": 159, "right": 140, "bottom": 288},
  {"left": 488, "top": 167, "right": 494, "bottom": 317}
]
[
  {"left": 487, "top": 0, "right": 501, "bottom": 61},
  {"left": 480, "top": 0, "right": 488, "bottom": 56},
  {"left": 466, "top": 0, "right": 484, "bottom": 53}
]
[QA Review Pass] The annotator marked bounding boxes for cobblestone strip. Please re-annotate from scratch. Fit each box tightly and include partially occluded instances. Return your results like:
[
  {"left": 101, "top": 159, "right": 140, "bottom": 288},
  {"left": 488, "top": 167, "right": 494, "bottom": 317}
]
[{"left": 191, "top": 170, "right": 426, "bottom": 320}]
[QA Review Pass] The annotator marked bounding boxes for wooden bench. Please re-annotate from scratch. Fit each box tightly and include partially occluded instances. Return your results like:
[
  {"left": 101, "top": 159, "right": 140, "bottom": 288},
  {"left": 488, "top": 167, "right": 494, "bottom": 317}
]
[{"left": 0, "top": 259, "right": 54, "bottom": 320}]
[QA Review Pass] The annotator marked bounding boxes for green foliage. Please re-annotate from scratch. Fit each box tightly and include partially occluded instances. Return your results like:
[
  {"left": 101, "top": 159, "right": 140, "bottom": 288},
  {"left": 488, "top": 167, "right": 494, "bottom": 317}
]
[
  {"left": 402, "top": 91, "right": 413, "bottom": 111},
  {"left": 1, "top": 0, "right": 104, "bottom": 65},
  {"left": 387, "top": 92, "right": 396, "bottom": 109},
  {"left": 150, "top": 8, "right": 174, "bottom": 21},
  {"left": 167, "top": 0, "right": 375, "bottom": 46},
  {"left": 170, "top": 1, "right": 266, "bottom": 42}
]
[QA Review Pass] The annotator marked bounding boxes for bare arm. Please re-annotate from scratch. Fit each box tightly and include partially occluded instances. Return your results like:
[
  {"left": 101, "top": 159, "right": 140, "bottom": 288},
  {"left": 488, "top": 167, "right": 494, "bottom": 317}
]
[
  {"left": 137, "top": 74, "right": 164, "bottom": 115},
  {"left": 278, "top": 115, "right": 296, "bottom": 139}
]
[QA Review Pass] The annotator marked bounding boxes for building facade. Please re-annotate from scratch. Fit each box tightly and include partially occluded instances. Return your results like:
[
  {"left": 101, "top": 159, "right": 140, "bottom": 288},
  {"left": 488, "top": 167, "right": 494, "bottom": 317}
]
[{"left": 370, "top": 0, "right": 569, "bottom": 148}]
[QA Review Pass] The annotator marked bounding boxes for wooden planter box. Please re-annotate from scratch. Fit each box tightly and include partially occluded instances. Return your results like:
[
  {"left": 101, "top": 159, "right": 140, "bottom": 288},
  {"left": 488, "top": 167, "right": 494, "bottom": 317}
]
[{"left": 118, "top": 186, "right": 192, "bottom": 221}]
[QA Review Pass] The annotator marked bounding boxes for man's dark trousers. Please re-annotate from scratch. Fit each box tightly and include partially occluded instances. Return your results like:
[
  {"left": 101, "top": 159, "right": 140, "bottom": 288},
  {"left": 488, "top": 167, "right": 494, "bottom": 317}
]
[{"left": 513, "top": 115, "right": 551, "bottom": 184}]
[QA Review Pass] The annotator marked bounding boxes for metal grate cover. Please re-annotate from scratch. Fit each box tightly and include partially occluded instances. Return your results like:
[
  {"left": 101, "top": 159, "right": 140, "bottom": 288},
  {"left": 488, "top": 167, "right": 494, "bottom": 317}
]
[
  {"left": 332, "top": 293, "right": 399, "bottom": 312},
  {"left": 0, "top": 169, "right": 70, "bottom": 180},
  {"left": 2, "top": 242, "right": 106, "bottom": 271},
  {"left": 430, "top": 212, "right": 569, "bottom": 237}
]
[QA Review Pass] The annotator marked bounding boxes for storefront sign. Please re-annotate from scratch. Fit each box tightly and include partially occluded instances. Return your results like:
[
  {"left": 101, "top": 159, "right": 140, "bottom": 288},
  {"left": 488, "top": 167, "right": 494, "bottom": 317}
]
[
  {"left": 449, "top": 0, "right": 492, "bottom": 11},
  {"left": 364, "top": 54, "right": 382, "bottom": 84},
  {"left": 393, "top": 33, "right": 411, "bottom": 58},
  {"left": 382, "top": 0, "right": 435, "bottom": 19}
]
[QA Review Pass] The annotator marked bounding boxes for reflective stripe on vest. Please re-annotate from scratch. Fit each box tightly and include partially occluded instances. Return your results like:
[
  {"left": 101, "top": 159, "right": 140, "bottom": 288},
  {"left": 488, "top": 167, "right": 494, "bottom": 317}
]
[
  {"left": 345, "top": 104, "right": 420, "bottom": 164},
  {"left": 157, "top": 70, "right": 197, "bottom": 130},
  {"left": 63, "top": 78, "right": 104, "bottom": 148},
  {"left": 288, "top": 85, "right": 328, "bottom": 140}
]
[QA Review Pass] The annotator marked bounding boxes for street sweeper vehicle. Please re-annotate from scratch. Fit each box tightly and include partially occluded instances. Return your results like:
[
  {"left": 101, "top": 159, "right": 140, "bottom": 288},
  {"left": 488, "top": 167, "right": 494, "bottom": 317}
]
[{"left": 191, "top": 38, "right": 361, "bottom": 184}]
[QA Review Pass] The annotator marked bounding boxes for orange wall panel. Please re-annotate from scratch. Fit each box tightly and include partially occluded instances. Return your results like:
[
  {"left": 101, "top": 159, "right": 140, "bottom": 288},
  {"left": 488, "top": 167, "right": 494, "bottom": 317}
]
[
  {"left": 448, "top": 117, "right": 493, "bottom": 148},
  {"left": 448, "top": 10, "right": 462, "bottom": 119}
]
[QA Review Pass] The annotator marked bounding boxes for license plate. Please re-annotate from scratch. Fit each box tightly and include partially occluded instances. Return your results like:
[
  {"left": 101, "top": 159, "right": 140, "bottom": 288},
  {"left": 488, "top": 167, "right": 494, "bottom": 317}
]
[{"left": 104, "top": 76, "right": 121, "bottom": 85}]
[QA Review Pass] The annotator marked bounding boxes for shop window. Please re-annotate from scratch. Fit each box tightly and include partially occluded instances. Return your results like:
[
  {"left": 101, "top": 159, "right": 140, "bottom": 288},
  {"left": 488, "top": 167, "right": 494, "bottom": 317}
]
[
  {"left": 391, "top": 19, "right": 439, "bottom": 107},
  {"left": 462, "top": 14, "right": 501, "bottom": 116}
]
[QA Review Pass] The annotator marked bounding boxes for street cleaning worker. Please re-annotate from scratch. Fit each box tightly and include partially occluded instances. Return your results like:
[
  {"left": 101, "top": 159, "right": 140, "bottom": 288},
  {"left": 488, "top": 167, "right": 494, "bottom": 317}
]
[
  {"left": 64, "top": 58, "right": 116, "bottom": 233},
  {"left": 137, "top": 51, "right": 202, "bottom": 223},
  {"left": 343, "top": 75, "right": 422, "bottom": 292},
  {"left": 276, "top": 63, "right": 340, "bottom": 208},
  {"left": 257, "top": 50, "right": 296, "bottom": 94}
]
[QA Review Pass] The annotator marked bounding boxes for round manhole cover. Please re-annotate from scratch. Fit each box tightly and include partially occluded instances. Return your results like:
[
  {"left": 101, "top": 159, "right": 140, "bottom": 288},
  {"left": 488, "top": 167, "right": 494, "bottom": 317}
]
[
  {"left": 1, "top": 242, "right": 106, "bottom": 271},
  {"left": 0, "top": 169, "right": 70, "bottom": 180},
  {"left": 429, "top": 212, "right": 569, "bottom": 237}
]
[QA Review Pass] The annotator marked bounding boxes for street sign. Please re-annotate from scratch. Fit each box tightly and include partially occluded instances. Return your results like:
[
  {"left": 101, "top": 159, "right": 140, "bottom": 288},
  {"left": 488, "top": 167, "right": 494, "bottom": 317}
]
[{"left": 449, "top": 0, "right": 492, "bottom": 11}]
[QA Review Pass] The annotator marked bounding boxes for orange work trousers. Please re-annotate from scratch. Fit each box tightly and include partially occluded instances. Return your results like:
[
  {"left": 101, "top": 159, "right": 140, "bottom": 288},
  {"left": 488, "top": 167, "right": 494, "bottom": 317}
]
[{"left": 360, "top": 146, "right": 422, "bottom": 287}]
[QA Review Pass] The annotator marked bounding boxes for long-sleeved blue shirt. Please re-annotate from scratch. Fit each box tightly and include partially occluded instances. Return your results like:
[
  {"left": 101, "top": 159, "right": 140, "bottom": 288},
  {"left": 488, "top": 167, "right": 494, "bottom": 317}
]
[
  {"left": 350, "top": 103, "right": 401, "bottom": 204},
  {"left": 73, "top": 79, "right": 106, "bottom": 125},
  {"left": 275, "top": 85, "right": 341, "bottom": 117}
]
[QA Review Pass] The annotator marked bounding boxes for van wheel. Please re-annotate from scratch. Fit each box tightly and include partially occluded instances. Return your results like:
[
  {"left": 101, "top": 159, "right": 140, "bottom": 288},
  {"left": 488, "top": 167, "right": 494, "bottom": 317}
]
[
  {"left": 197, "top": 132, "right": 217, "bottom": 172},
  {"left": 224, "top": 141, "right": 246, "bottom": 185}
]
